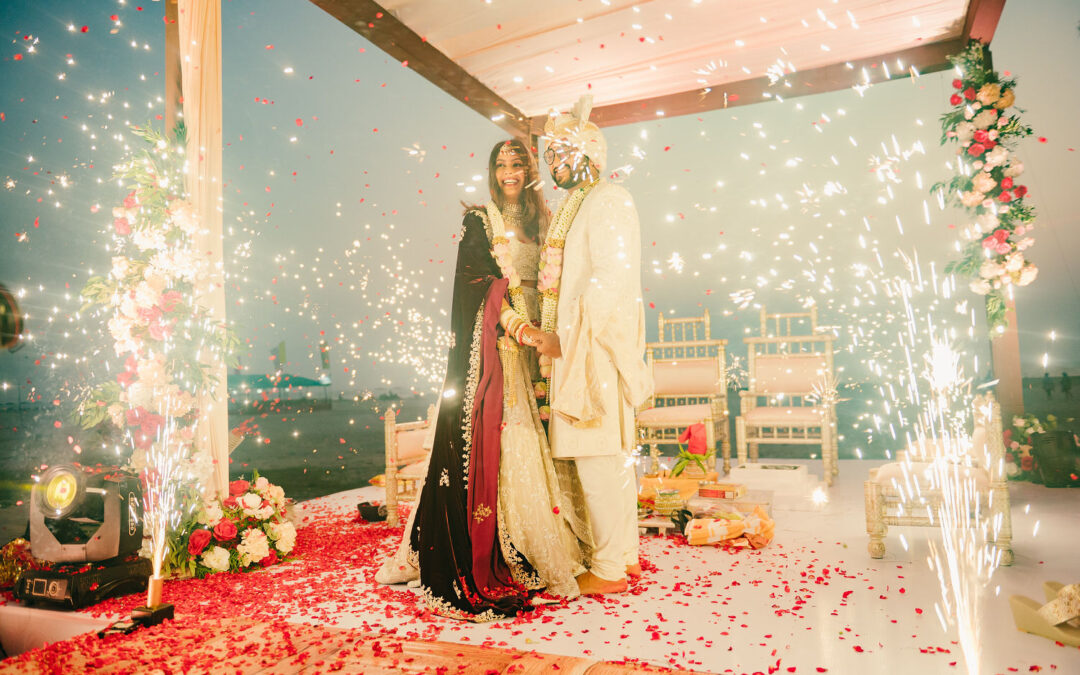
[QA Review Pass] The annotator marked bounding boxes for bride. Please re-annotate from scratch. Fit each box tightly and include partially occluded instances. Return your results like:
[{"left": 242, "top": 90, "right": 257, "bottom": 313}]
[{"left": 375, "top": 139, "right": 590, "bottom": 621}]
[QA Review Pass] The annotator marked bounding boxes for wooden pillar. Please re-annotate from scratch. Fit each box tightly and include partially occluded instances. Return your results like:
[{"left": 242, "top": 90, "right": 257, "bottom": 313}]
[
  {"left": 991, "top": 298, "right": 1024, "bottom": 421},
  {"left": 164, "top": 0, "right": 181, "bottom": 133}
]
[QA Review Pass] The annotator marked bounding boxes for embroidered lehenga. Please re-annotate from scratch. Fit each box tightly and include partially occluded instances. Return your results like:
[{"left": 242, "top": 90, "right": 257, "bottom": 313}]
[{"left": 377, "top": 204, "right": 588, "bottom": 621}]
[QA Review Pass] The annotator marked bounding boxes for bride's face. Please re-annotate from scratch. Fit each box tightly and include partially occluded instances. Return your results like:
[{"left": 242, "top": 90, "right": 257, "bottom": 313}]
[{"left": 494, "top": 146, "right": 527, "bottom": 202}]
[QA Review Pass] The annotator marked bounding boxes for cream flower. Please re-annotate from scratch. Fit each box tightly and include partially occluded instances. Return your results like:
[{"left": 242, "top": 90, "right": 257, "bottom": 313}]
[
  {"left": 1017, "top": 264, "right": 1038, "bottom": 286},
  {"left": 1004, "top": 253, "right": 1024, "bottom": 273},
  {"left": 972, "top": 109, "right": 998, "bottom": 130},
  {"left": 237, "top": 528, "right": 270, "bottom": 567},
  {"left": 201, "top": 545, "right": 231, "bottom": 572},
  {"left": 955, "top": 122, "right": 975, "bottom": 143},
  {"left": 969, "top": 278, "right": 992, "bottom": 295},
  {"left": 972, "top": 172, "right": 996, "bottom": 194},
  {"left": 960, "top": 191, "right": 985, "bottom": 208},
  {"left": 976, "top": 83, "right": 1001, "bottom": 107},
  {"left": 995, "top": 88, "right": 1015, "bottom": 109},
  {"left": 198, "top": 500, "right": 224, "bottom": 527},
  {"left": 979, "top": 260, "right": 1003, "bottom": 280},
  {"left": 984, "top": 145, "right": 1009, "bottom": 168},
  {"left": 111, "top": 256, "right": 131, "bottom": 281},
  {"left": 241, "top": 492, "right": 262, "bottom": 510},
  {"left": 1003, "top": 161, "right": 1025, "bottom": 178},
  {"left": 267, "top": 520, "right": 297, "bottom": 554}
]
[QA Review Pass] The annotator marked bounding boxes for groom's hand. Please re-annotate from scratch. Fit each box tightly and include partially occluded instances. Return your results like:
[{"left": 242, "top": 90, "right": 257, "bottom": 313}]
[{"left": 534, "top": 331, "right": 562, "bottom": 359}]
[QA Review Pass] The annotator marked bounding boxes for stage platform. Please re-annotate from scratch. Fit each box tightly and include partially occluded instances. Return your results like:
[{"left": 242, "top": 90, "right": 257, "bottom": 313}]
[{"left": 2, "top": 459, "right": 1079, "bottom": 674}]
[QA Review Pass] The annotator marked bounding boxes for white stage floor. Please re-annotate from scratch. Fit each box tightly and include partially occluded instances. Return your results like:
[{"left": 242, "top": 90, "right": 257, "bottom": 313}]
[
  {"left": 294, "top": 459, "right": 1080, "bottom": 674},
  {"left": 3, "top": 459, "right": 1078, "bottom": 674}
]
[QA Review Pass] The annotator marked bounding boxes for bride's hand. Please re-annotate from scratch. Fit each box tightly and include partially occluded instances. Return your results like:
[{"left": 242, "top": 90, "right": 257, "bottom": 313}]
[{"left": 532, "top": 331, "right": 562, "bottom": 359}]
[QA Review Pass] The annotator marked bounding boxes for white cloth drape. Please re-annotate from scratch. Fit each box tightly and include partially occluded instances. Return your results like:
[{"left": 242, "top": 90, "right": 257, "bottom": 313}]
[{"left": 178, "top": 0, "right": 228, "bottom": 498}]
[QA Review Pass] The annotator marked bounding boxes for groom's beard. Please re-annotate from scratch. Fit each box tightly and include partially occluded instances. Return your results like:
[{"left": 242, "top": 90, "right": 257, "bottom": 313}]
[{"left": 551, "top": 164, "right": 584, "bottom": 190}]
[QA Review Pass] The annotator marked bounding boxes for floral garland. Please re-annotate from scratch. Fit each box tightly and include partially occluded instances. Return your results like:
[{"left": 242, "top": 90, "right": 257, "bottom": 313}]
[
  {"left": 75, "top": 124, "right": 238, "bottom": 481},
  {"left": 934, "top": 40, "right": 1036, "bottom": 332},
  {"left": 166, "top": 474, "right": 296, "bottom": 577},
  {"left": 534, "top": 179, "right": 600, "bottom": 420},
  {"left": 484, "top": 202, "right": 530, "bottom": 321}
]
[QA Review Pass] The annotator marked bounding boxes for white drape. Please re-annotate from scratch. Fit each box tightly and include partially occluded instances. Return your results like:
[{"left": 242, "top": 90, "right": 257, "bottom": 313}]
[{"left": 178, "top": 0, "right": 228, "bottom": 498}]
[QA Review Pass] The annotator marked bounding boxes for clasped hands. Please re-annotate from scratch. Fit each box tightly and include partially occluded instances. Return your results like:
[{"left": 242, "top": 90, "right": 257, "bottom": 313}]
[{"left": 521, "top": 326, "right": 561, "bottom": 359}]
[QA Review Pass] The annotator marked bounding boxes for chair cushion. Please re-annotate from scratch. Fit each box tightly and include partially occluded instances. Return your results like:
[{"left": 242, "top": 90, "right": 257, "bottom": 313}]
[
  {"left": 743, "top": 406, "right": 821, "bottom": 426},
  {"left": 395, "top": 427, "right": 429, "bottom": 464},
  {"left": 637, "top": 403, "right": 712, "bottom": 426},
  {"left": 398, "top": 458, "right": 428, "bottom": 480},
  {"left": 753, "top": 354, "right": 827, "bottom": 393},
  {"left": 873, "top": 461, "right": 990, "bottom": 491},
  {"left": 652, "top": 360, "right": 720, "bottom": 396}
]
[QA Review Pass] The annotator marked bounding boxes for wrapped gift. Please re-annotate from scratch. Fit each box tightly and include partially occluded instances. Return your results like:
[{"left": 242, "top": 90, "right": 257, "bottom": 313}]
[
  {"left": 698, "top": 482, "right": 746, "bottom": 499},
  {"left": 684, "top": 506, "right": 775, "bottom": 548}
]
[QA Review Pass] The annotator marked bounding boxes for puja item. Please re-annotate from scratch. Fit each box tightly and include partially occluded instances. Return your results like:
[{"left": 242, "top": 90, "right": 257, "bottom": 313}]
[
  {"left": 697, "top": 482, "right": 746, "bottom": 499},
  {"left": 653, "top": 488, "right": 684, "bottom": 516}
]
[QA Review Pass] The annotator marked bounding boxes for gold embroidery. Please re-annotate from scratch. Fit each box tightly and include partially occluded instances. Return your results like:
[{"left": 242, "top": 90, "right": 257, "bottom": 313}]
[
  {"left": 472, "top": 503, "right": 492, "bottom": 523},
  {"left": 460, "top": 302, "right": 485, "bottom": 486},
  {"left": 421, "top": 585, "right": 504, "bottom": 623},
  {"left": 439, "top": 468, "right": 450, "bottom": 487},
  {"left": 497, "top": 513, "right": 544, "bottom": 591}
]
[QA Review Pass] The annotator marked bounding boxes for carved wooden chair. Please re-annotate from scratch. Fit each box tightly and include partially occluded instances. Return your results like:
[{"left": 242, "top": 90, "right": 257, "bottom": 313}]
[
  {"left": 735, "top": 307, "right": 839, "bottom": 484},
  {"left": 864, "top": 392, "right": 1013, "bottom": 565},
  {"left": 637, "top": 310, "right": 731, "bottom": 473},
  {"left": 384, "top": 404, "right": 436, "bottom": 528}
]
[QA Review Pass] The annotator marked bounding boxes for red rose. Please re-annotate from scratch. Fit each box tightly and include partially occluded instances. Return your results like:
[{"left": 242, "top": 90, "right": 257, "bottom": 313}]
[
  {"left": 983, "top": 139, "right": 996, "bottom": 151},
  {"left": 998, "top": 191, "right": 1012, "bottom": 203},
  {"left": 113, "top": 217, "right": 131, "bottom": 236},
  {"left": 1002, "top": 429, "right": 1013, "bottom": 445},
  {"left": 1005, "top": 452, "right": 1016, "bottom": 465},
  {"left": 952, "top": 78, "right": 963, "bottom": 89},
  {"left": 966, "top": 143, "right": 986, "bottom": 157},
  {"left": 188, "top": 528, "right": 211, "bottom": 556},
  {"left": 949, "top": 94, "right": 962, "bottom": 106},
  {"left": 1020, "top": 455, "right": 1034, "bottom": 471},
  {"left": 973, "top": 130, "right": 989, "bottom": 144},
  {"left": 1000, "top": 177, "right": 1014, "bottom": 190},
  {"left": 212, "top": 519, "right": 238, "bottom": 541},
  {"left": 126, "top": 406, "right": 146, "bottom": 427},
  {"left": 1014, "top": 185, "right": 1028, "bottom": 197},
  {"left": 229, "top": 479, "right": 250, "bottom": 496},
  {"left": 260, "top": 550, "right": 278, "bottom": 567},
  {"left": 117, "top": 369, "right": 136, "bottom": 387},
  {"left": 122, "top": 191, "right": 138, "bottom": 209},
  {"left": 223, "top": 496, "right": 239, "bottom": 509},
  {"left": 963, "top": 87, "right": 976, "bottom": 101}
]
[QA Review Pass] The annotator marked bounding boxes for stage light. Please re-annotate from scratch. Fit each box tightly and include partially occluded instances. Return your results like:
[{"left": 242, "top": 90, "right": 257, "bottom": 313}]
[{"left": 29, "top": 464, "right": 144, "bottom": 563}]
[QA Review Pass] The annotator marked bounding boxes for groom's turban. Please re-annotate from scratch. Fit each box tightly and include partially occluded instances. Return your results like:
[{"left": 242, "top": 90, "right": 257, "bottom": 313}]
[{"left": 544, "top": 95, "right": 607, "bottom": 172}]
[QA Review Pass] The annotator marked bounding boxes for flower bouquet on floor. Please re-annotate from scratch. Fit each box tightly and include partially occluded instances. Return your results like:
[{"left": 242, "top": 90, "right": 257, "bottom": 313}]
[{"left": 165, "top": 473, "right": 296, "bottom": 578}]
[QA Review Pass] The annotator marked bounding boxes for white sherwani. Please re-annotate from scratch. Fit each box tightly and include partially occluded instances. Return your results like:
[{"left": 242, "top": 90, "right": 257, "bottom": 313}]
[
  {"left": 549, "top": 180, "right": 652, "bottom": 456},
  {"left": 547, "top": 180, "right": 652, "bottom": 581}
]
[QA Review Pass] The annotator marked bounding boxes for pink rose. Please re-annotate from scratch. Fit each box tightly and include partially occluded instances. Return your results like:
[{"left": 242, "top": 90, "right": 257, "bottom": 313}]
[
  {"left": 229, "top": 479, "right": 250, "bottom": 496},
  {"left": 159, "top": 290, "right": 182, "bottom": 313},
  {"left": 212, "top": 519, "right": 238, "bottom": 542},
  {"left": 122, "top": 191, "right": 138, "bottom": 209},
  {"left": 113, "top": 217, "right": 131, "bottom": 236},
  {"left": 973, "top": 130, "right": 989, "bottom": 144},
  {"left": 998, "top": 191, "right": 1012, "bottom": 203},
  {"left": 126, "top": 406, "right": 147, "bottom": 427},
  {"left": 188, "top": 529, "right": 211, "bottom": 556}
]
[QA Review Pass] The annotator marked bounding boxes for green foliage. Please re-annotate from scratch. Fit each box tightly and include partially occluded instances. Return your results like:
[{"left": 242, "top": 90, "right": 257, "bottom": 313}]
[{"left": 670, "top": 446, "right": 709, "bottom": 477}]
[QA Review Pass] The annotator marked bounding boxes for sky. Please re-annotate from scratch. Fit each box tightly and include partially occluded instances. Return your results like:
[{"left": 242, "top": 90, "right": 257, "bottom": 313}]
[{"left": 1, "top": 0, "right": 1078, "bottom": 405}]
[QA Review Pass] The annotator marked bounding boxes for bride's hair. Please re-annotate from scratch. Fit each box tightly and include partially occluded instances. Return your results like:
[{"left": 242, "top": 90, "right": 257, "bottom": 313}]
[{"left": 485, "top": 139, "right": 550, "bottom": 241}]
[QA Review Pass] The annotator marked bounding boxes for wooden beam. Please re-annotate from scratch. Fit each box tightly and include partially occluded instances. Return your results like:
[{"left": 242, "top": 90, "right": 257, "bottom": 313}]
[
  {"left": 308, "top": 0, "right": 531, "bottom": 139},
  {"left": 963, "top": 0, "right": 1007, "bottom": 43},
  {"left": 535, "top": 38, "right": 965, "bottom": 130}
]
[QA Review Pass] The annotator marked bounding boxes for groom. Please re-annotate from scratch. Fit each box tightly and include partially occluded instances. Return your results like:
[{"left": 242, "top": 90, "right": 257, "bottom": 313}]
[{"left": 532, "top": 96, "right": 653, "bottom": 594}]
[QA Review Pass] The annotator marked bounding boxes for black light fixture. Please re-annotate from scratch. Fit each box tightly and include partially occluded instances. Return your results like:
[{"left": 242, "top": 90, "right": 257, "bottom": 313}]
[{"left": 16, "top": 464, "right": 151, "bottom": 610}]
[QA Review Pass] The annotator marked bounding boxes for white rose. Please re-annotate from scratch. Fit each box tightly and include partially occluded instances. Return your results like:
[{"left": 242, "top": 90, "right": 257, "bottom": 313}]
[
  {"left": 119, "top": 294, "right": 139, "bottom": 319},
  {"left": 1004, "top": 253, "right": 1024, "bottom": 273},
  {"left": 983, "top": 145, "right": 1009, "bottom": 168},
  {"left": 955, "top": 122, "right": 975, "bottom": 143},
  {"left": 254, "top": 476, "right": 271, "bottom": 493},
  {"left": 1016, "top": 237, "right": 1035, "bottom": 251},
  {"left": 969, "top": 279, "right": 992, "bottom": 295},
  {"left": 110, "top": 256, "right": 130, "bottom": 280},
  {"left": 1017, "top": 264, "right": 1038, "bottom": 286},
  {"left": 979, "top": 260, "right": 1002, "bottom": 280},
  {"left": 241, "top": 492, "right": 262, "bottom": 510},
  {"left": 201, "top": 545, "right": 231, "bottom": 572},
  {"left": 1003, "top": 161, "right": 1024, "bottom": 178},
  {"left": 267, "top": 521, "right": 297, "bottom": 554},
  {"left": 237, "top": 529, "right": 270, "bottom": 567},
  {"left": 126, "top": 382, "right": 154, "bottom": 409},
  {"left": 972, "top": 109, "right": 998, "bottom": 130},
  {"left": 976, "top": 212, "right": 999, "bottom": 232},
  {"left": 198, "top": 500, "right": 224, "bottom": 527}
]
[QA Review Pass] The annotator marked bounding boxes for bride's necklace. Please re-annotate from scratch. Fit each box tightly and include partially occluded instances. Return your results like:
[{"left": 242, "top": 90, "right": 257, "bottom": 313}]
[{"left": 485, "top": 201, "right": 530, "bottom": 321}]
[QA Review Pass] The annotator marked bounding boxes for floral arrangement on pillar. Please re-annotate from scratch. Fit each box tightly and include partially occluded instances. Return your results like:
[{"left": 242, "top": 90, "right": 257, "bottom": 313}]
[
  {"left": 933, "top": 40, "right": 1036, "bottom": 333},
  {"left": 74, "top": 124, "right": 241, "bottom": 578}
]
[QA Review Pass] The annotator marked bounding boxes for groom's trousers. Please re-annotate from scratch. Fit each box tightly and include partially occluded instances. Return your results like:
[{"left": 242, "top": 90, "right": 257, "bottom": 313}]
[{"left": 575, "top": 453, "right": 639, "bottom": 581}]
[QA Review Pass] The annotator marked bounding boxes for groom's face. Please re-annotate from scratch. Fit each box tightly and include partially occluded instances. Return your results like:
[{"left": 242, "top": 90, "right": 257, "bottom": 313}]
[{"left": 545, "top": 141, "right": 587, "bottom": 190}]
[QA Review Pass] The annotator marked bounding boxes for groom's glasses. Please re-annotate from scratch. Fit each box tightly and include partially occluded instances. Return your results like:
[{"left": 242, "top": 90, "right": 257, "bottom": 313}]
[{"left": 544, "top": 144, "right": 575, "bottom": 166}]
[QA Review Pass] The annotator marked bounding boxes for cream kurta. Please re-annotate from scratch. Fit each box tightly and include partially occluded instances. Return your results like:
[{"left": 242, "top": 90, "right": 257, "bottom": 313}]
[{"left": 548, "top": 181, "right": 652, "bottom": 459}]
